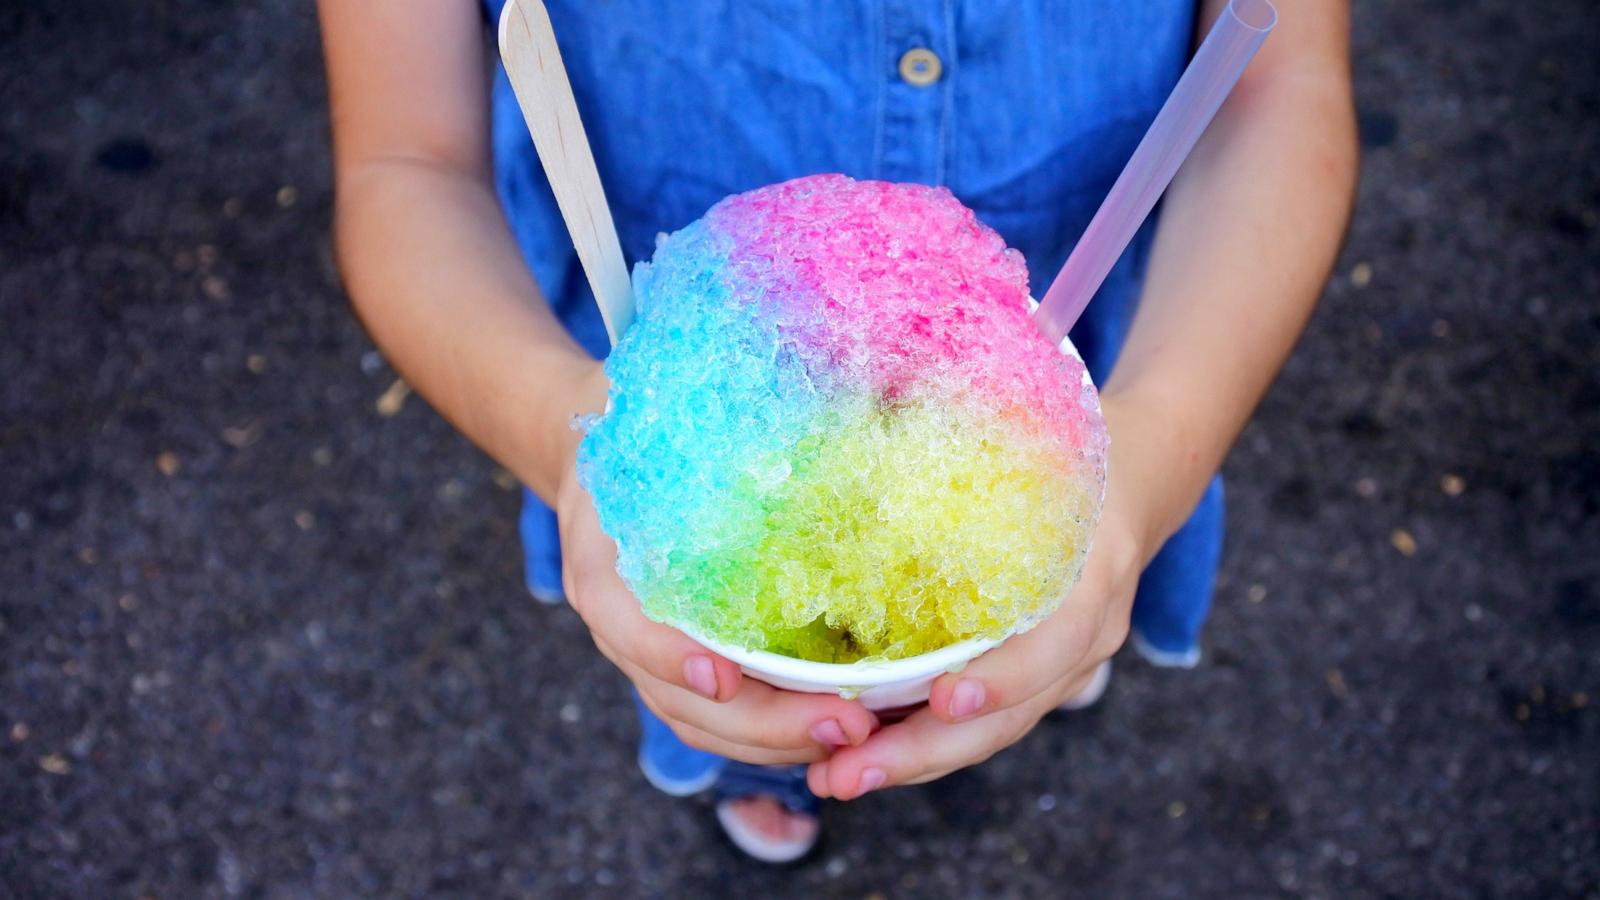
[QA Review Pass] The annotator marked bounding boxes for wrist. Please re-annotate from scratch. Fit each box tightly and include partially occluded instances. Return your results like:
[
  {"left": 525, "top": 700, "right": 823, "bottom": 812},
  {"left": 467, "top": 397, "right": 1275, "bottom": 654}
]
[
  {"left": 555, "top": 358, "right": 610, "bottom": 471},
  {"left": 519, "top": 355, "right": 609, "bottom": 502},
  {"left": 1096, "top": 387, "right": 1209, "bottom": 567}
]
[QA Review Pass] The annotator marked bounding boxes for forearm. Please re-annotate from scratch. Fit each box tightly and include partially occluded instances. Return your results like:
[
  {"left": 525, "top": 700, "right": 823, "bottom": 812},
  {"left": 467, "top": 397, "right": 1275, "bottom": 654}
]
[
  {"left": 1104, "top": 27, "right": 1358, "bottom": 558},
  {"left": 334, "top": 159, "right": 605, "bottom": 501}
]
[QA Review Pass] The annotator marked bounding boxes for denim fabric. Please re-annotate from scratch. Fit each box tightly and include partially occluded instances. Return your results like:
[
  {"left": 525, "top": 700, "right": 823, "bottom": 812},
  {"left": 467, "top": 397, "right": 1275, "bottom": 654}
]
[
  {"left": 633, "top": 693, "right": 723, "bottom": 792},
  {"left": 483, "top": 0, "right": 1197, "bottom": 359},
  {"left": 487, "top": 0, "right": 1222, "bottom": 773},
  {"left": 1132, "top": 476, "right": 1224, "bottom": 660}
]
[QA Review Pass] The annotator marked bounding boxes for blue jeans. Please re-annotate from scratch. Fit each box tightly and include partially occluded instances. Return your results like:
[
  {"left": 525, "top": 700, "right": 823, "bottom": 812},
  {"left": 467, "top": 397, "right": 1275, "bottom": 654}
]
[{"left": 522, "top": 476, "right": 1223, "bottom": 786}]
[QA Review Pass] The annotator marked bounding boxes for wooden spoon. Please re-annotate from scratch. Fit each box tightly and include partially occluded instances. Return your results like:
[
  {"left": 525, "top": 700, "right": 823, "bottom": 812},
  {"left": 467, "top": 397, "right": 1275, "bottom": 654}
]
[{"left": 497, "top": 0, "right": 634, "bottom": 344}]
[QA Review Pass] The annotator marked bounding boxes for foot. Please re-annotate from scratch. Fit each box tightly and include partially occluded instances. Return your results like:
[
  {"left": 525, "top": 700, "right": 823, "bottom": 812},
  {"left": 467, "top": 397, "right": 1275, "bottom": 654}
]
[
  {"left": 528, "top": 584, "right": 566, "bottom": 606},
  {"left": 1128, "top": 629, "right": 1201, "bottom": 669},
  {"left": 638, "top": 747, "right": 721, "bottom": 797},
  {"left": 715, "top": 795, "right": 820, "bottom": 864},
  {"left": 1057, "top": 659, "right": 1112, "bottom": 711}
]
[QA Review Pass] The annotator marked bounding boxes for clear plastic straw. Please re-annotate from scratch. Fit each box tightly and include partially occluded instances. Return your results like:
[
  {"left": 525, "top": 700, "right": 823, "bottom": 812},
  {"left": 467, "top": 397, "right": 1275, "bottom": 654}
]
[{"left": 1033, "top": 0, "right": 1277, "bottom": 345}]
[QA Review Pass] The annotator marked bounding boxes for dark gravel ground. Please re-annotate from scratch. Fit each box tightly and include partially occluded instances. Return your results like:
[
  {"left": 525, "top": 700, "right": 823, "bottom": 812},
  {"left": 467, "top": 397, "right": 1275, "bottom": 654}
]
[{"left": 2, "top": 1, "right": 1597, "bottom": 897}]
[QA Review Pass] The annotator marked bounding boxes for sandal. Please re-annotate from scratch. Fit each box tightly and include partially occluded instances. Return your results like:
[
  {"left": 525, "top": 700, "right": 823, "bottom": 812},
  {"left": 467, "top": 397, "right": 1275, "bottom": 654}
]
[
  {"left": 713, "top": 763, "right": 822, "bottom": 864},
  {"left": 1056, "top": 659, "right": 1112, "bottom": 711}
]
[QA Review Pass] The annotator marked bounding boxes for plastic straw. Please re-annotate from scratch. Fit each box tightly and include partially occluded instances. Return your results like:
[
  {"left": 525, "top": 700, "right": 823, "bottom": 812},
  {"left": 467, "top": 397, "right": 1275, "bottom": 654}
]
[{"left": 1033, "top": 0, "right": 1277, "bottom": 345}]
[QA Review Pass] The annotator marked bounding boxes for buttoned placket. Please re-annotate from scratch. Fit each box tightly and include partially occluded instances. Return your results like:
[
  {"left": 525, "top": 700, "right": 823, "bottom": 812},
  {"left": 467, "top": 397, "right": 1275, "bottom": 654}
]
[{"left": 875, "top": 0, "right": 955, "bottom": 186}]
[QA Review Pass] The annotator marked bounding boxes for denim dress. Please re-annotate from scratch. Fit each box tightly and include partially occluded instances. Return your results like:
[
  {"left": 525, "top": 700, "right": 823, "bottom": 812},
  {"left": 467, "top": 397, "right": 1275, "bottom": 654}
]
[{"left": 481, "top": 0, "right": 1224, "bottom": 754}]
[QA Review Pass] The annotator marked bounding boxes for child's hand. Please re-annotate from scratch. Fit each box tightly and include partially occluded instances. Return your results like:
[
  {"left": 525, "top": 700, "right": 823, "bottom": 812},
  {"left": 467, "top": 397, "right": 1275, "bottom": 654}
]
[
  {"left": 554, "top": 463, "right": 879, "bottom": 765},
  {"left": 805, "top": 397, "right": 1163, "bottom": 799}
]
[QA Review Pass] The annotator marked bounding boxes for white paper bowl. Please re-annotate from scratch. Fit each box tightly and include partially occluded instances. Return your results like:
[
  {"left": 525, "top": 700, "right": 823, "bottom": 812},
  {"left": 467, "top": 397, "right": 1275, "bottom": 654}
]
[{"left": 690, "top": 630, "right": 1000, "bottom": 712}]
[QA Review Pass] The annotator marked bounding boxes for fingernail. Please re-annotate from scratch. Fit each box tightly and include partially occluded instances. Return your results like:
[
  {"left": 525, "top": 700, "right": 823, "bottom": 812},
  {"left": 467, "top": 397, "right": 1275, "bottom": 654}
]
[
  {"left": 809, "top": 718, "right": 848, "bottom": 747},
  {"left": 683, "top": 656, "right": 718, "bottom": 699},
  {"left": 950, "top": 679, "right": 986, "bottom": 718},
  {"left": 858, "top": 767, "right": 887, "bottom": 795}
]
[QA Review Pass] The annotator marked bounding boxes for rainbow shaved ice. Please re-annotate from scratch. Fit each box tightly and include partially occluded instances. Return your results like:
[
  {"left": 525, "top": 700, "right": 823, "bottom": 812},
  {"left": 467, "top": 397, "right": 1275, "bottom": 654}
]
[{"left": 577, "top": 174, "right": 1106, "bottom": 663}]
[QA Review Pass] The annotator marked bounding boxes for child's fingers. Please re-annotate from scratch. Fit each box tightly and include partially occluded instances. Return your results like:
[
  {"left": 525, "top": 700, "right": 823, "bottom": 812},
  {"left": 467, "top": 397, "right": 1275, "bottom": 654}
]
[
  {"left": 576, "top": 577, "right": 742, "bottom": 701},
  {"left": 628, "top": 661, "right": 879, "bottom": 753},
  {"left": 924, "top": 596, "right": 1108, "bottom": 724},
  {"left": 808, "top": 699, "right": 1046, "bottom": 801},
  {"left": 561, "top": 510, "right": 743, "bottom": 702},
  {"left": 635, "top": 688, "right": 828, "bottom": 766}
]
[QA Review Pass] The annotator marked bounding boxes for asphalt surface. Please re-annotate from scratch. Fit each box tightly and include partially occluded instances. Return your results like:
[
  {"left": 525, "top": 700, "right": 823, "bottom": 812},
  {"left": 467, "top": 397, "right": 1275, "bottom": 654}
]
[{"left": 2, "top": 1, "right": 1597, "bottom": 897}]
